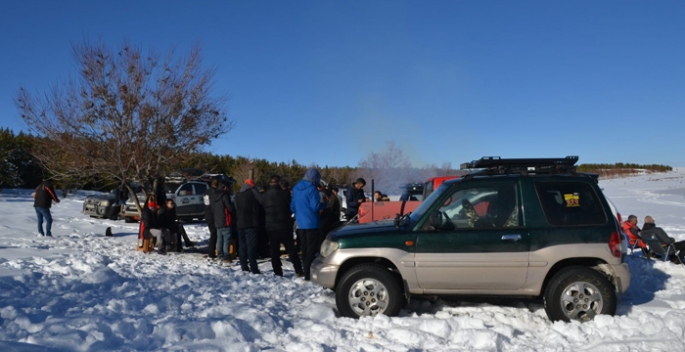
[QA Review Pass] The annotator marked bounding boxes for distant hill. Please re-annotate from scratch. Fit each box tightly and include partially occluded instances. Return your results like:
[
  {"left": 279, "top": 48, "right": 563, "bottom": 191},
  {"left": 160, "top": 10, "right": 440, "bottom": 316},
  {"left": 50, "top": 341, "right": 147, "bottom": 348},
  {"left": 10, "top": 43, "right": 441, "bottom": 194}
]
[{"left": 577, "top": 163, "right": 672, "bottom": 179}]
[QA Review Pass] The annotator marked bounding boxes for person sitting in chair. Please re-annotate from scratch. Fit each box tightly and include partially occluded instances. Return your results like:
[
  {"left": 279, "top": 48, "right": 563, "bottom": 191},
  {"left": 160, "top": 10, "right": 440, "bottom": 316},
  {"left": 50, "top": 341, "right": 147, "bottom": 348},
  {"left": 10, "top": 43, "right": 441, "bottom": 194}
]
[
  {"left": 622, "top": 215, "right": 647, "bottom": 251},
  {"left": 140, "top": 196, "right": 169, "bottom": 255},
  {"left": 158, "top": 199, "right": 194, "bottom": 252},
  {"left": 642, "top": 216, "right": 685, "bottom": 263}
]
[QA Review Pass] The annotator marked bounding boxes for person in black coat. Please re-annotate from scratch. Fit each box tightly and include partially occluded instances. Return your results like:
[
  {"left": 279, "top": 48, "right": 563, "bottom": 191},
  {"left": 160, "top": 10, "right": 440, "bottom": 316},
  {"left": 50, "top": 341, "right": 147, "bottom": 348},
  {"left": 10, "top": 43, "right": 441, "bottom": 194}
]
[
  {"left": 321, "top": 184, "right": 341, "bottom": 241},
  {"left": 345, "top": 178, "right": 367, "bottom": 220},
  {"left": 210, "top": 180, "right": 235, "bottom": 262},
  {"left": 234, "top": 179, "right": 264, "bottom": 273},
  {"left": 203, "top": 179, "right": 219, "bottom": 258},
  {"left": 33, "top": 180, "right": 60, "bottom": 237},
  {"left": 159, "top": 199, "right": 193, "bottom": 252},
  {"left": 263, "top": 176, "right": 303, "bottom": 277},
  {"left": 642, "top": 216, "right": 685, "bottom": 263}
]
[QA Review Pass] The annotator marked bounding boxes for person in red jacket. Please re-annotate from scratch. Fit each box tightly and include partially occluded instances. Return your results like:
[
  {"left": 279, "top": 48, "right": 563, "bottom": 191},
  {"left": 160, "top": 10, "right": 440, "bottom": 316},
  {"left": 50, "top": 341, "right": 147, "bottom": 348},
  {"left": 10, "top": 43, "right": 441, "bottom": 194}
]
[
  {"left": 622, "top": 214, "right": 646, "bottom": 250},
  {"left": 33, "top": 180, "right": 60, "bottom": 237}
]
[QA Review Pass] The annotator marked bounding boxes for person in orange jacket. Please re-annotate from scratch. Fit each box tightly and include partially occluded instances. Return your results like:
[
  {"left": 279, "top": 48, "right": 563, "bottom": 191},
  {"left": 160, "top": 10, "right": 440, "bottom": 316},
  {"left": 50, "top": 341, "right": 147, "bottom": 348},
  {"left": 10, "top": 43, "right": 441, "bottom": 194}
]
[{"left": 622, "top": 214, "right": 646, "bottom": 250}]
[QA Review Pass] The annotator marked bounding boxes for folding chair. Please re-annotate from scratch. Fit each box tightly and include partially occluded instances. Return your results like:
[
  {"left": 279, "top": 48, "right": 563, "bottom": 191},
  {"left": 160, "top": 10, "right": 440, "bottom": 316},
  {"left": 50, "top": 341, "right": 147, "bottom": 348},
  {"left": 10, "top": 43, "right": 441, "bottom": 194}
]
[
  {"left": 643, "top": 236, "right": 683, "bottom": 264},
  {"left": 628, "top": 232, "right": 649, "bottom": 256}
]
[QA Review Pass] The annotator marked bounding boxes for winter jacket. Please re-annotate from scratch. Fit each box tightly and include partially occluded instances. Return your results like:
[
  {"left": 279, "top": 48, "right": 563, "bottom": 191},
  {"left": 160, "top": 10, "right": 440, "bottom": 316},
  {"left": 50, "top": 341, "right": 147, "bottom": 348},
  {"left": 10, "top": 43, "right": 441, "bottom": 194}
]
[
  {"left": 139, "top": 207, "right": 159, "bottom": 239},
  {"left": 202, "top": 187, "right": 215, "bottom": 224},
  {"left": 291, "top": 168, "right": 326, "bottom": 230},
  {"left": 345, "top": 185, "right": 365, "bottom": 216},
  {"left": 34, "top": 181, "right": 60, "bottom": 208},
  {"left": 234, "top": 184, "right": 263, "bottom": 230},
  {"left": 211, "top": 188, "right": 235, "bottom": 229},
  {"left": 622, "top": 221, "right": 646, "bottom": 249},
  {"left": 321, "top": 190, "right": 341, "bottom": 233},
  {"left": 263, "top": 184, "right": 292, "bottom": 232},
  {"left": 642, "top": 223, "right": 675, "bottom": 245},
  {"left": 158, "top": 207, "right": 178, "bottom": 232}
]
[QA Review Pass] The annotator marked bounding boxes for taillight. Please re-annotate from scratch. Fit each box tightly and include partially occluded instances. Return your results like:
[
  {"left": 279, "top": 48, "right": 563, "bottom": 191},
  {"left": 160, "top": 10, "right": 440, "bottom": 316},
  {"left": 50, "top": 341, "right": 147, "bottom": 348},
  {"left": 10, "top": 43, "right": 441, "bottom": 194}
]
[
  {"left": 609, "top": 231, "right": 621, "bottom": 258},
  {"left": 616, "top": 212, "right": 623, "bottom": 224}
]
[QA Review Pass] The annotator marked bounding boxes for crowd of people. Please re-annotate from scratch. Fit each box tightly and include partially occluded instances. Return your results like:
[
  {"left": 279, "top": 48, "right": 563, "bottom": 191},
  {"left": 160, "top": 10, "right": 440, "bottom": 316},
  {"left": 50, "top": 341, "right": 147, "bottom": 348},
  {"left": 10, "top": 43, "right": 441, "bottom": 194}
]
[
  {"left": 136, "top": 167, "right": 350, "bottom": 280},
  {"left": 32, "top": 170, "right": 378, "bottom": 278},
  {"left": 622, "top": 214, "right": 685, "bottom": 263}
]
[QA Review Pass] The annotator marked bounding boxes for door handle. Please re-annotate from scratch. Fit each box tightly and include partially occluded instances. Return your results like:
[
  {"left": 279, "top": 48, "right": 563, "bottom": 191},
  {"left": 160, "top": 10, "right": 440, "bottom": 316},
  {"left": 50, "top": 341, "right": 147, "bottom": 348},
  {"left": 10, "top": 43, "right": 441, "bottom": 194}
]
[{"left": 501, "top": 234, "right": 521, "bottom": 241}]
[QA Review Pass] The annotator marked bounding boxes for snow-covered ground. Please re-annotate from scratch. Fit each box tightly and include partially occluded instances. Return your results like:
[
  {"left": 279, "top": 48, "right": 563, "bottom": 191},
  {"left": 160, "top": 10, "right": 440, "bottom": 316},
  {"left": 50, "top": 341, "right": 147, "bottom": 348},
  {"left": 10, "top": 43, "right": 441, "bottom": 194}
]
[{"left": 1, "top": 170, "right": 685, "bottom": 351}]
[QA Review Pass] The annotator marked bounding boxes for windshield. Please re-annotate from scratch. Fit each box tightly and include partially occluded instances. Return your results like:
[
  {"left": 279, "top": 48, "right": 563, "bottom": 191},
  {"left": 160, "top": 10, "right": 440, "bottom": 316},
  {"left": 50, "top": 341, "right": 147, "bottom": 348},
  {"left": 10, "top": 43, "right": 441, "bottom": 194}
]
[{"left": 409, "top": 181, "right": 454, "bottom": 222}]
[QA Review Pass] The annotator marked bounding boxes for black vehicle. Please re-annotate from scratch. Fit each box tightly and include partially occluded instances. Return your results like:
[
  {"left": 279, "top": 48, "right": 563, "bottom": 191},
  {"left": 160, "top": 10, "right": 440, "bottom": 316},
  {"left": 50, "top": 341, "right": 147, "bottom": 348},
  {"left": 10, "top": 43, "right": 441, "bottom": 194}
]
[{"left": 83, "top": 190, "right": 121, "bottom": 220}]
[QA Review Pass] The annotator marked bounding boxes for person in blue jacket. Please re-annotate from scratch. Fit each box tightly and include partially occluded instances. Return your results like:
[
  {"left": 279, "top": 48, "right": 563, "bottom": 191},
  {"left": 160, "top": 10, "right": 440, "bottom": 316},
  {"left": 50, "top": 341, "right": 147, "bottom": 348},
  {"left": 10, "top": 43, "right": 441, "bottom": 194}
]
[{"left": 291, "top": 168, "right": 327, "bottom": 280}]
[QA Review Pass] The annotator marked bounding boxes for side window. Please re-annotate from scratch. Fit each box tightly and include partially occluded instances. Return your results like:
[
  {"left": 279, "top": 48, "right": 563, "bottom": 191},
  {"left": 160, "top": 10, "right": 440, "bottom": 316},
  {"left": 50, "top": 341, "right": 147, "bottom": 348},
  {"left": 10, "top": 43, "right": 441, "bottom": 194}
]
[
  {"left": 194, "top": 183, "right": 208, "bottom": 195},
  {"left": 178, "top": 183, "right": 193, "bottom": 196},
  {"left": 423, "top": 183, "right": 519, "bottom": 231},
  {"left": 535, "top": 182, "right": 607, "bottom": 226}
]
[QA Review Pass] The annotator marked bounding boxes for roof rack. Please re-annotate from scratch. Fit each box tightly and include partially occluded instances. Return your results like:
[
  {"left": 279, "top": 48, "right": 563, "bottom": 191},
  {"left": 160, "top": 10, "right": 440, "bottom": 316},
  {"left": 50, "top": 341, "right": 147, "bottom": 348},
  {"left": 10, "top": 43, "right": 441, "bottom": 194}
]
[{"left": 460, "top": 156, "right": 579, "bottom": 176}]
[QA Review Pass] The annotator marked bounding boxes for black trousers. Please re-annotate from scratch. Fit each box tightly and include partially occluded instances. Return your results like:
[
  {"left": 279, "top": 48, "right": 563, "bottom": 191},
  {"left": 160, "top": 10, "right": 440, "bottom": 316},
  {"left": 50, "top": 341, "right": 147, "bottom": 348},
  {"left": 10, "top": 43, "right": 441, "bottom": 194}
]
[
  {"left": 171, "top": 224, "right": 193, "bottom": 252},
  {"left": 238, "top": 227, "right": 260, "bottom": 273},
  {"left": 207, "top": 222, "right": 218, "bottom": 258},
  {"left": 298, "top": 229, "right": 322, "bottom": 280},
  {"left": 268, "top": 229, "right": 303, "bottom": 276}
]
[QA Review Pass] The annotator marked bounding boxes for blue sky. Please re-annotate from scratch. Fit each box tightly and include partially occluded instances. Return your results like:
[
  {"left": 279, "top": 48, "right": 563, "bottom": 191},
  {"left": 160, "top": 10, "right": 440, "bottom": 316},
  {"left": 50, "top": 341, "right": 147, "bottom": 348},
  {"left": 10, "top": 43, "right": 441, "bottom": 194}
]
[{"left": 1, "top": 1, "right": 684, "bottom": 167}]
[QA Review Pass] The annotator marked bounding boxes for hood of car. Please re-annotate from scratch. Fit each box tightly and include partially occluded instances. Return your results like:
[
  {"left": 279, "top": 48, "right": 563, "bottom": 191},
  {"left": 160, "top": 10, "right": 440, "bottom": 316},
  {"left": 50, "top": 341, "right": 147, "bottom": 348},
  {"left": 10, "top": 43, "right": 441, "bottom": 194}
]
[
  {"left": 125, "top": 193, "right": 147, "bottom": 205},
  {"left": 328, "top": 220, "right": 398, "bottom": 240},
  {"left": 85, "top": 194, "right": 115, "bottom": 201}
]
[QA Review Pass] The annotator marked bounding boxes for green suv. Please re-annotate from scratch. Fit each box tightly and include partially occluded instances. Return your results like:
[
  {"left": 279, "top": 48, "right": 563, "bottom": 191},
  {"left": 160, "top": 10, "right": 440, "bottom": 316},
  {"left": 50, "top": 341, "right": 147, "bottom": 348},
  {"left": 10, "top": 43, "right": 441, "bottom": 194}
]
[{"left": 311, "top": 156, "right": 630, "bottom": 322}]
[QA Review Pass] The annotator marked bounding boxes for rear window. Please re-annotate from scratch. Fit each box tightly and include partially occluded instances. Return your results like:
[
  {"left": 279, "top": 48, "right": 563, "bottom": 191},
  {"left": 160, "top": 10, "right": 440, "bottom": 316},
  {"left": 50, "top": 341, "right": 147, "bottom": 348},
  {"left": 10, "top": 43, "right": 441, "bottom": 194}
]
[{"left": 535, "top": 181, "right": 607, "bottom": 226}]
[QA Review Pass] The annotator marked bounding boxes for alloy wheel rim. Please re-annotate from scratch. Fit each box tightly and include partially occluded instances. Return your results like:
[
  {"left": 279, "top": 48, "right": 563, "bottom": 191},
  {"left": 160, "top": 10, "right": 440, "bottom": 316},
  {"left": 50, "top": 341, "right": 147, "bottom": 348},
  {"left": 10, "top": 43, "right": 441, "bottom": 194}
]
[
  {"left": 559, "top": 281, "right": 604, "bottom": 322},
  {"left": 348, "top": 278, "right": 389, "bottom": 317}
]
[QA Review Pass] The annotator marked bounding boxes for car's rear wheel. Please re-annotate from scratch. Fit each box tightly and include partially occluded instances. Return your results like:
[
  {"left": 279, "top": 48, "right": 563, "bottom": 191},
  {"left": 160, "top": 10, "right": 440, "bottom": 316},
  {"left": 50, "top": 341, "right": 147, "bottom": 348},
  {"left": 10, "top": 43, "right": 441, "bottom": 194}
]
[
  {"left": 544, "top": 266, "right": 616, "bottom": 322},
  {"left": 335, "top": 264, "right": 403, "bottom": 318}
]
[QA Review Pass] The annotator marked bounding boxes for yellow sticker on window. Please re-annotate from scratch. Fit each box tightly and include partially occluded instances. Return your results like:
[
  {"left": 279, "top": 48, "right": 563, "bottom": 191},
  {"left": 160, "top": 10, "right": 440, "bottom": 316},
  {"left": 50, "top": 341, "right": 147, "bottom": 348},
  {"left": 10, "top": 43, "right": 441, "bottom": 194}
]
[{"left": 564, "top": 193, "right": 580, "bottom": 207}]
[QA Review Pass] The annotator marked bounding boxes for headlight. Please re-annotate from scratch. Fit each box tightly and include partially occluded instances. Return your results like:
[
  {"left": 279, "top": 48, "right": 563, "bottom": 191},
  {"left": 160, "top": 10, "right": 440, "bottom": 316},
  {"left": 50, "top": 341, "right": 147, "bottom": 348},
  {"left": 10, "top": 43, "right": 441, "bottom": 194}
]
[
  {"left": 100, "top": 200, "right": 110, "bottom": 207},
  {"left": 320, "top": 239, "right": 339, "bottom": 258}
]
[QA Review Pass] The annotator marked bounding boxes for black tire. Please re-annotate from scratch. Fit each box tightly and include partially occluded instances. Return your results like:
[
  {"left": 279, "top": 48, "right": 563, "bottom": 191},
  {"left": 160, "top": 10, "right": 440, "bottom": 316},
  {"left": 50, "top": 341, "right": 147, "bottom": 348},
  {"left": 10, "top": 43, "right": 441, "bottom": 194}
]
[
  {"left": 335, "top": 264, "right": 403, "bottom": 319},
  {"left": 124, "top": 217, "right": 135, "bottom": 223},
  {"left": 544, "top": 266, "right": 616, "bottom": 322}
]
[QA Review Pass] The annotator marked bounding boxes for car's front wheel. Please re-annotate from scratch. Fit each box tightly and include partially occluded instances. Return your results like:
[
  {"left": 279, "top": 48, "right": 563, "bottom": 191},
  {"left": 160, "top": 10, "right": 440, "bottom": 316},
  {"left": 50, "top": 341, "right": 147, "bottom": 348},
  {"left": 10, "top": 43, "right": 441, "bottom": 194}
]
[
  {"left": 544, "top": 266, "right": 616, "bottom": 322},
  {"left": 335, "top": 264, "right": 403, "bottom": 318}
]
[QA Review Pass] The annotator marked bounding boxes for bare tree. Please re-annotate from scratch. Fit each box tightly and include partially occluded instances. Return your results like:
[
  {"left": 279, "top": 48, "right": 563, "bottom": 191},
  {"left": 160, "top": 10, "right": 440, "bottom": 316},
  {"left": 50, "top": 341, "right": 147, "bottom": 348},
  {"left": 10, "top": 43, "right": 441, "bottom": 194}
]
[
  {"left": 16, "top": 39, "right": 233, "bottom": 212},
  {"left": 358, "top": 141, "right": 414, "bottom": 194}
]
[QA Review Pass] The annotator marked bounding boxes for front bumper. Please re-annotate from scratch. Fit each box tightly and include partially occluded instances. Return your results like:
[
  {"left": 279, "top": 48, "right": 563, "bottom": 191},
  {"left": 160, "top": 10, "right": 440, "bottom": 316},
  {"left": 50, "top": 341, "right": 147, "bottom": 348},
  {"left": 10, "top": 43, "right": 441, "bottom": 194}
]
[
  {"left": 311, "top": 256, "right": 339, "bottom": 289},
  {"left": 83, "top": 204, "right": 112, "bottom": 218}
]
